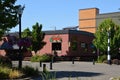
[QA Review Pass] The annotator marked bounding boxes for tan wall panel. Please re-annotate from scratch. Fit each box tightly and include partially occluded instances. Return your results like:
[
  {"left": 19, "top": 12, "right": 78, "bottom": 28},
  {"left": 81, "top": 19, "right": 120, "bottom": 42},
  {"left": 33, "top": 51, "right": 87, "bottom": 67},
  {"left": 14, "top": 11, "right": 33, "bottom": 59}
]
[
  {"left": 80, "top": 28, "right": 96, "bottom": 33},
  {"left": 80, "top": 20, "right": 96, "bottom": 27},
  {"left": 79, "top": 8, "right": 99, "bottom": 33},
  {"left": 79, "top": 9, "right": 97, "bottom": 19}
]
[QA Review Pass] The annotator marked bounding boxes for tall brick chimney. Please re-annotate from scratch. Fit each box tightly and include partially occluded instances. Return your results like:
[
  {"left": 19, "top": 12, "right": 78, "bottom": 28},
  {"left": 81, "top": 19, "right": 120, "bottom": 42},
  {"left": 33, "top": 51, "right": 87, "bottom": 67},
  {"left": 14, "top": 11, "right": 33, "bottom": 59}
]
[{"left": 79, "top": 8, "right": 99, "bottom": 33}]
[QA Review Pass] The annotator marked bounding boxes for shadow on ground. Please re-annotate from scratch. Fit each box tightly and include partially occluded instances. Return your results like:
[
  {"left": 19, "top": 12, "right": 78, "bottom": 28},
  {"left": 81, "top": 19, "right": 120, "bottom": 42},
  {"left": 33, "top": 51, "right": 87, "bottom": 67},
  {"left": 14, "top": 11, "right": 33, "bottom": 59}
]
[
  {"left": 33, "top": 71, "right": 103, "bottom": 80},
  {"left": 51, "top": 71, "right": 103, "bottom": 78}
]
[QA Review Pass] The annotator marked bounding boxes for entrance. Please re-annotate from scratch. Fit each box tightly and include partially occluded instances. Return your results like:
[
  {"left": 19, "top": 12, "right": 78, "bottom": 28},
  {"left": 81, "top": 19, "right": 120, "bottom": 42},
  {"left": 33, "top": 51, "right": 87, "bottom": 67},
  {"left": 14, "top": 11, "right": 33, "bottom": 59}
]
[
  {"left": 52, "top": 42, "right": 61, "bottom": 54},
  {"left": 50, "top": 36, "right": 62, "bottom": 54}
]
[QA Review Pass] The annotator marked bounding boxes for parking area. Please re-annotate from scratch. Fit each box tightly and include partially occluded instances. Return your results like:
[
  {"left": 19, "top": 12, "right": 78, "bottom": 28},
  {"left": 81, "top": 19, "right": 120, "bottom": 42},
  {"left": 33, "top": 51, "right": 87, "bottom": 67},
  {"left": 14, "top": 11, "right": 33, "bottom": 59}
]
[{"left": 12, "top": 61, "right": 120, "bottom": 80}]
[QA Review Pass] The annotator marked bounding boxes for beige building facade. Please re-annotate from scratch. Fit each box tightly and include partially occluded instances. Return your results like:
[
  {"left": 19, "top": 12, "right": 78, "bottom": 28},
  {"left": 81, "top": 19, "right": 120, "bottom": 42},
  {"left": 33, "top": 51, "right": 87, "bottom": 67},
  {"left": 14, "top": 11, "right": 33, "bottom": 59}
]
[{"left": 79, "top": 8, "right": 120, "bottom": 33}]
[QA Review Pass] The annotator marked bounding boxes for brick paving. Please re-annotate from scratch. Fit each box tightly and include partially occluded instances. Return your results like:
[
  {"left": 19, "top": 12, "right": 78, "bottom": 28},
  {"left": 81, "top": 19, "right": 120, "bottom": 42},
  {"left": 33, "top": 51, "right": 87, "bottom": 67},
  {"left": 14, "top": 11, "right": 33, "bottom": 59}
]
[{"left": 12, "top": 61, "right": 120, "bottom": 80}]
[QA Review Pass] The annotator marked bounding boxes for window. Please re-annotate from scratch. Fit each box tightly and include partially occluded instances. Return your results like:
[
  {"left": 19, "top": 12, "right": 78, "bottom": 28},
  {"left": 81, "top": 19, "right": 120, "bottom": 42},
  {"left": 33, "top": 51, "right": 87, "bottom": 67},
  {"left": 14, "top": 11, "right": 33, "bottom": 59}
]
[
  {"left": 71, "top": 41, "right": 78, "bottom": 51},
  {"left": 81, "top": 42, "right": 86, "bottom": 48},
  {"left": 52, "top": 43, "right": 61, "bottom": 50}
]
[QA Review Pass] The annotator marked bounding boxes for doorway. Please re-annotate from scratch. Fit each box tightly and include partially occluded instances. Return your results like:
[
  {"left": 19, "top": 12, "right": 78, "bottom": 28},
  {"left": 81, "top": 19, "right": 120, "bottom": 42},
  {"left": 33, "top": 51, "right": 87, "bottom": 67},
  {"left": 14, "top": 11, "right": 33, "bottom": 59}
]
[{"left": 52, "top": 42, "right": 61, "bottom": 54}]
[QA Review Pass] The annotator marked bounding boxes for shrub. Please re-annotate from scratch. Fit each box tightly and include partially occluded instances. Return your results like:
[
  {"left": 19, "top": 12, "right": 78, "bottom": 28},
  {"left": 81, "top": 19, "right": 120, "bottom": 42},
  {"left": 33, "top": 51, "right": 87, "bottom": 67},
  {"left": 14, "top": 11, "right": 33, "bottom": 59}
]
[
  {"left": 31, "top": 54, "right": 52, "bottom": 62},
  {"left": 41, "top": 71, "right": 56, "bottom": 80},
  {"left": 30, "top": 55, "right": 41, "bottom": 62},
  {"left": 9, "top": 69, "right": 22, "bottom": 79},
  {"left": 22, "top": 66, "right": 39, "bottom": 76},
  {"left": 112, "top": 59, "right": 120, "bottom": 65},
  {"left": 0, "top": 65, "right": 40, "bottom": 79},
  {"left": 41, "top": 54, "right": 52, "bottom": 62},
  {"left": 0, "top": 66, "right": 10, "bottom": 79},
  {"left": 0, "top": 66, "right": 22, "bottom": 79},
  {"left": 97, "top": 54, "right": 107, "bottom": 63},
  {"left": 0, "top": 56, "right": 12, "bottom": 67}
]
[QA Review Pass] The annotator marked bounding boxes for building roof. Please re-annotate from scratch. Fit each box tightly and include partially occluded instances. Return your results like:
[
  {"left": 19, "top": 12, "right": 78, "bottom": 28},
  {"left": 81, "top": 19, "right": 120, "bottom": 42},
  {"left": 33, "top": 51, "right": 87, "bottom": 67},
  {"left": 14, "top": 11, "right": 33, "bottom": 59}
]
[
  {"left": 3, "top": 30, "right": 94, "bottom": 38},
  {"left": 97, "top": 12, "right": 120, "bottom": 19},
  {"left": 4, "top": 32, "right": 19, "bottom": 38},
  {"left": 96, "top": 11, "right": 120, "bottom": 27},
  {"left": 79, "top": 7, "right": 99, "bottom": 11},
  {"left": 43, "top": 30, "right": 94, "bottom": 36}
]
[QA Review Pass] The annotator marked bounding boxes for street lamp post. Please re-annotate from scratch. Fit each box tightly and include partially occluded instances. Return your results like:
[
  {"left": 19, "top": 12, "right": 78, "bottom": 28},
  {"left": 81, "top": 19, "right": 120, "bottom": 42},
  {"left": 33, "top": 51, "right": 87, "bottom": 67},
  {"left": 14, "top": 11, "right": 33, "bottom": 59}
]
[
  {"left": 107, "top": 29, "right": 111, "bottom": 65},
  {"left": 16, "top": 5, "right": 25, "bottom": 68}
]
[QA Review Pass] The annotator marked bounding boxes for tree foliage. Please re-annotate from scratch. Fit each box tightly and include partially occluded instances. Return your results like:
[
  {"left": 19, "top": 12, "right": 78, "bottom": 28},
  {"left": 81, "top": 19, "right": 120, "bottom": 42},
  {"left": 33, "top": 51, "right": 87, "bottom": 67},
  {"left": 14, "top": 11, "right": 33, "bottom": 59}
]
[
  {"left": 93, "top": 19, "right": 120, "bottom": 56},
  {"left": 31, "top": 23, "right": 46, "bottom": 53},
  {"left": 22, "top": 28, "right": 31, "bottom": 38},
  {"left": 22, "top": 22, "right": 46, "bottom": 53},
  {"left": 0, "top": 0, "right": 19, "bottom": 38}
]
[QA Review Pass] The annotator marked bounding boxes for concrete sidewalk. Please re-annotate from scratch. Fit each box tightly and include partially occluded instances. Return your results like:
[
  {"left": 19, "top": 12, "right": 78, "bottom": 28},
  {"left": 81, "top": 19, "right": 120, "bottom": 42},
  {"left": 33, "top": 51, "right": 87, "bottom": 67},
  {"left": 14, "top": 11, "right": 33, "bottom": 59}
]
[{"left": 12, "top": 61, "right": 120, "bottom": 80}]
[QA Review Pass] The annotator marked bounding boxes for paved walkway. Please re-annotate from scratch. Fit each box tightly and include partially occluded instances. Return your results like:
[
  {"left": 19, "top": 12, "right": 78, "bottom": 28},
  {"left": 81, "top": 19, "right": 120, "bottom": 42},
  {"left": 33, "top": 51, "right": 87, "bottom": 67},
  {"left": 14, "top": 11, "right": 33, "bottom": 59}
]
[{"left": 12, "top": 61, "right": 120, "bottom": 80}]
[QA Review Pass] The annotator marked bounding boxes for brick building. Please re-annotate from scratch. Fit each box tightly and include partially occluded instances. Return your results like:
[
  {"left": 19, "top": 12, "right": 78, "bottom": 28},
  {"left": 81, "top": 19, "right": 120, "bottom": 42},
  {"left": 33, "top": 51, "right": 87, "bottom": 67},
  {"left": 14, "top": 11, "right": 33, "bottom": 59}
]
[
  {"left": 1, "top": 8, "right": 120, "bottom": 60},
  {"left": 0, "top": 30, "right": 95, "bottom": 60},
  {"left": 39, "top": 30, "right": 94, "bottom": 58},
  {"left": 39, "top": 8, "right": 120, "bottom": 57}
]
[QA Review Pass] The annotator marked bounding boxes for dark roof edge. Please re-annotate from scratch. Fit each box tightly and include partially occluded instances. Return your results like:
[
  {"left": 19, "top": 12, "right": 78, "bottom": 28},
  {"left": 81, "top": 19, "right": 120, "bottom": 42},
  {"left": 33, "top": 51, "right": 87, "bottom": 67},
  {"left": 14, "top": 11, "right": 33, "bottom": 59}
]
[
  {"left": 98, "top": 12, "right": 120, "bottom": 15},
  {"left": 79, "top": 7, "right": 99, "bottom": 11},
  {"left": 43, "top": 30, "right": 69, "bottom": 35},
  {"left": 4, "top": 30, "right": 94, "bottom": 37},
  {"left": 43, "top": 30, "right": 94, "bottom": 36}
]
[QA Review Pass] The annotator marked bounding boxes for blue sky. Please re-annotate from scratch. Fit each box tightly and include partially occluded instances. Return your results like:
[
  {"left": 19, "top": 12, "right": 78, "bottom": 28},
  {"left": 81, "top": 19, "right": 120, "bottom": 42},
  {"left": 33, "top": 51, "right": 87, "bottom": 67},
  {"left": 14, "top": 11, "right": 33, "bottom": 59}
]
[{"left": 11, "top": 0, "right": 120, "bottom": 32}]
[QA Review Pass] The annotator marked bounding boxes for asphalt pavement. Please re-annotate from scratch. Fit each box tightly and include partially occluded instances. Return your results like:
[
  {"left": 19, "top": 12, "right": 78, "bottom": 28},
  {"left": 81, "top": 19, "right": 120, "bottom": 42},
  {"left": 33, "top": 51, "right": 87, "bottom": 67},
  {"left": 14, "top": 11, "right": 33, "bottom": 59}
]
[{"left": 12, "top": 61, "right": 120, "bottom": 80}]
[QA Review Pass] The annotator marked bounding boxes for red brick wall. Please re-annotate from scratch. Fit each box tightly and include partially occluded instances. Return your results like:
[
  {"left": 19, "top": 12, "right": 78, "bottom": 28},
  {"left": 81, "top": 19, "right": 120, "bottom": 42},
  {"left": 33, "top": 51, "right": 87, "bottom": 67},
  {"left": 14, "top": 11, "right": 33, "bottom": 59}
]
[
  {"left": 39, "top": 34, "right": 69, "bottom": 56},
  {"left": 0, "top": 32, "right": 94, "bottom": 58},
  {"left": 39, "top": 33, "right": 94, "bottom": 57},
  {"left": 68, "top": 34, "right": 94, "bottom": 57}
]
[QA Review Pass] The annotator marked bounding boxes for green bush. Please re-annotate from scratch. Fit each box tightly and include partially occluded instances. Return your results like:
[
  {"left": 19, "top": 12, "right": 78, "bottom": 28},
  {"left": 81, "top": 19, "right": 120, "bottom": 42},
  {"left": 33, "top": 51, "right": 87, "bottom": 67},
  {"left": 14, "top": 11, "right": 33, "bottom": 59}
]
[
  {"left": 0, "top": 65, "right": 39, "bottom": 79},
  {"left": 0, "top": 56, "right": 12, "bottom": 67},
  {"left": 41, "top": 70, "right": 56, "bottom": 80},
  {"left": 22, "top": 66, "right": 39, "bottom": 76},
  {"left": 31, "top": 54, "right": 52, "bottom": 62},
  {"left": 97, "top": 54, "right": 107, "bottom": 63},
  {"left": 30, "top": 55, "right": 41, "bottom": 62},
  {"left": 0, "top": 66, "right": 10, "bottom": 79},
  {"left": 0, "top": 66, "right": 22, "bottom": 79},
  {"left": 41, "top": 54, "right": 52, "bottom": 62}
]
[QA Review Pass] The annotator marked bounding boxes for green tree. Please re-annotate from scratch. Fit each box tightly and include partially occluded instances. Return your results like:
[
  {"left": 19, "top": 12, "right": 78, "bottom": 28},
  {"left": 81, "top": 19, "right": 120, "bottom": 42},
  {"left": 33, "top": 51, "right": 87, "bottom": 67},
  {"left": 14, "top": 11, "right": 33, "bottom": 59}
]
[
  {"left": 0, "top": 0, "right": 18, "bottom": 39},
  {"left": 93, "top": 19, "right": 120, "bottom": 57},
  {"left": 22, "top": 22, "right": 46, "bottom": 53},
  {"left": 22, "top": 28, "right": 31, "bottom": 38},
  {"left": 31, "top": 22, "right": 46, "bottom": 53}
]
